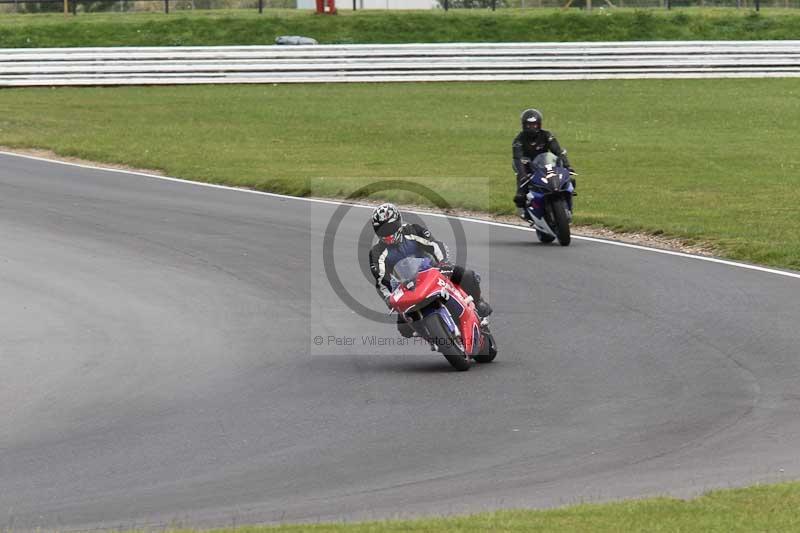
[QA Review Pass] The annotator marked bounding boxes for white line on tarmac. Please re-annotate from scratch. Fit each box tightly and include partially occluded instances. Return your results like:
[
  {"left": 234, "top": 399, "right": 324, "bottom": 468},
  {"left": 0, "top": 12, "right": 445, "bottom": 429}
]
[{"left": 3, "top": 149, "right": 799, "bottom": 281}]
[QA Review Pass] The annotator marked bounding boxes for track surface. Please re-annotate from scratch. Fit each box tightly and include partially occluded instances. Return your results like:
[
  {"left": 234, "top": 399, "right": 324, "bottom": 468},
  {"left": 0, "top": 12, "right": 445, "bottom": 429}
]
[{"left": 1, "top": 152, "right": 799, "bottom": 531}]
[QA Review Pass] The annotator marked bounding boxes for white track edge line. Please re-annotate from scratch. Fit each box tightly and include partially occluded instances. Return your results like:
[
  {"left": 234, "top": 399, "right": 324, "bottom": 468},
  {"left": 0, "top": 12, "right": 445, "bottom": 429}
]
[{"left": 3, "top": 149, "right": 799, "bottom": 281}]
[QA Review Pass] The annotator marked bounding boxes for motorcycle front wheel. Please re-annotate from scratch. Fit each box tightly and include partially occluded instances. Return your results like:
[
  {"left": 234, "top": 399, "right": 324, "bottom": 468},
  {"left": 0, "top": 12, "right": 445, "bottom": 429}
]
[
  {"left": 423, "top": 313, "right": 470, "bottom": 371},
  {"left": 550, "top": 198, "right": 572, "bottom": 246}
]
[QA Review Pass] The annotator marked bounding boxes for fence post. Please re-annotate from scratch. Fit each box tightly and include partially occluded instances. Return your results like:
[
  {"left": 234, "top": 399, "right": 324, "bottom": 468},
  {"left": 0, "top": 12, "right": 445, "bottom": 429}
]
[
  {"left": 165, "top": 0, "right": 169, "bottom": 13},
  {"left": 755, "top": 0, "right": 760, "bottom": 10},
  {"left": 258, "top": 0, "right": 263, "bottom": 13},
  {"left": 491, "top": 0, "right": 496, "bottom": 10},
  {"left": 71, "top": 0, "right": 77, "bottom": 15}
]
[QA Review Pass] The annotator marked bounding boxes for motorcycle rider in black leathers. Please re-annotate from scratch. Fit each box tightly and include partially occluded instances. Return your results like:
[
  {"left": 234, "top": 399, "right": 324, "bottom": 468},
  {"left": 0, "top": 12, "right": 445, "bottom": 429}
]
[
  {"left": 368, "top": 203, "right": 492, "bottom": 338},
  {"left": 512, "top": 108, "right": 577, "bottom": 218}
]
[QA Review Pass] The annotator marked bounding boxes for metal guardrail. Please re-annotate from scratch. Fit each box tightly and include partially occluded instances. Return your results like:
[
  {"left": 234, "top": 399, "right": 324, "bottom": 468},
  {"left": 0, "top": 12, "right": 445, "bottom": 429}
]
[{"left": 1, "top": 41, "right": 799, "bottom": 86}]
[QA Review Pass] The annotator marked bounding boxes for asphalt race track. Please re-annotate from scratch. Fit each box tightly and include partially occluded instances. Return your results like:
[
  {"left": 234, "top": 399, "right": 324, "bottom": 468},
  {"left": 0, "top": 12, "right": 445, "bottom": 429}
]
[{"left": 1, "top": 152, "right": 799, "bottom": 531}]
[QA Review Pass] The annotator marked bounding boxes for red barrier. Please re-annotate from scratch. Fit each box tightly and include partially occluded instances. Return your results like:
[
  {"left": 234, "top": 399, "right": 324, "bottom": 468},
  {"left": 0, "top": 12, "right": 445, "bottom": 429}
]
[{"left": 315, "top": 0, "right": 337, "bottom": 13}]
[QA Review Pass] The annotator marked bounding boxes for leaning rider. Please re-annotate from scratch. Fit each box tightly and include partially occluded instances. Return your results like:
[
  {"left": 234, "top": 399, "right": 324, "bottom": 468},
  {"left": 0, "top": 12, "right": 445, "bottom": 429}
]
[
  {"left": 368, "top": 203, "right": 492, "bottom": 338},
  {"left": 512, "top": 108, "right": 577, "bottom": 218}
]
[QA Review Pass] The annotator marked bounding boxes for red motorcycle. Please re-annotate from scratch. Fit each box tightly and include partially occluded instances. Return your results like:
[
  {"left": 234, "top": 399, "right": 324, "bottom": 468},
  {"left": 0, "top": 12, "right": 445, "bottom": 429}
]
[{"left": 387, "top": 257, "right": 497, "bottom": 371}]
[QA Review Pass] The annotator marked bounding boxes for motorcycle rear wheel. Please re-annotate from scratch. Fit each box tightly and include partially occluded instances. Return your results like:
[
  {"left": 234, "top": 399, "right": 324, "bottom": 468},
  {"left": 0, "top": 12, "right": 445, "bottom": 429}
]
[
  {"left": 473, "top": 330, "right": 497, "bottom": 364},
  {"left": 423, "top": 313, "right": 470, "bottom": 371},
  {"left": 536, "top": 230, "right": 555, "bottom": 244}
]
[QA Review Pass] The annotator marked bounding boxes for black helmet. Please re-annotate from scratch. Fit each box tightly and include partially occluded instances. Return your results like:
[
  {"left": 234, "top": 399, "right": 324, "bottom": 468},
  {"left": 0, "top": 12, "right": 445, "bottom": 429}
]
[
  {"left": 372, "top": 203, "right": 403, "bottom": 244},
  {"left": 520, "top": 108, "right": 543, "bottom": 132}
]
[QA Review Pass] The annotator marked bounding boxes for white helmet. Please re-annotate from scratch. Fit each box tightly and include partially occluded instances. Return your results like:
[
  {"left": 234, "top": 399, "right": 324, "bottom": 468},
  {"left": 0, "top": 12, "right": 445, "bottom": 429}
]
[{"left": 371, "top": 203, "right": 403, "bottom": 244}]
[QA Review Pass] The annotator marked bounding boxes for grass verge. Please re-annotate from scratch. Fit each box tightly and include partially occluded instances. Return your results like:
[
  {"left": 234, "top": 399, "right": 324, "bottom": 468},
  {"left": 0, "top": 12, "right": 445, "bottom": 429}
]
[
  {"left": 132, "top": 481, "right": 800, "bottom": 532},
  {"left": 2, "top": 9, "right": 800, "bottom": 47},
  {"left": 1, "top": 79, "right": 799, "bottom": 270}
]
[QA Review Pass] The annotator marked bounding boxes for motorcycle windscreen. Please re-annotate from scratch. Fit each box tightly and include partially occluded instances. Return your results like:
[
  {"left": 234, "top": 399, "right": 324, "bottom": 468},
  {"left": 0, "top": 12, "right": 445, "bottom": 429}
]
[
  {"left": 531, "top": 152, "right": 558, "bottom": 172},
  {"left": 390, "top": 256, "right": 432, "bottom": 288}
]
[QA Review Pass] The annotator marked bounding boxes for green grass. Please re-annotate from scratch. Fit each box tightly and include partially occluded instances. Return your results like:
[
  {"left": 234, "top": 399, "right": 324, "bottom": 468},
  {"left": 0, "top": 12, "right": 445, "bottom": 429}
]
[
  {"left": 2, "top": 79, "right": 800, "bottom": 270},
  {"left": 136, "top": 482, "right": 800, "bottom": 531},
  {"left": 2, "top": 9, "right": 800, "bottom": 47}
]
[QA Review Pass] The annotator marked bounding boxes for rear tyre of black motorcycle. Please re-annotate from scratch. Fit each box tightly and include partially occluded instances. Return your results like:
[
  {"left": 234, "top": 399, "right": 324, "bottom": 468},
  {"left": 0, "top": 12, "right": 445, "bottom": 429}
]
[
  {"left": 474, "top": 331, "right": 497, "bottom": 364},
  {"left": 423, "top": 313, "right": 470, "bottom": 371},
  {"left": 551, "top": 198, "right": 571, "bottom": 246},
  {"left": 536, "top": 230, "right": 555, "bottom": 244}
]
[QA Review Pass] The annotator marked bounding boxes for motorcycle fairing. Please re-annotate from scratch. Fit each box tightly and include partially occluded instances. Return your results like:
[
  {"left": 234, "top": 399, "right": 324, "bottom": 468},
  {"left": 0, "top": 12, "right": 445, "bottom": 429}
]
[
  {"left": 526, "top": 166, "right": 574, "bottom": 236},
  {"left": 391, "top": 267, "right": 483, "bottom": 357}
]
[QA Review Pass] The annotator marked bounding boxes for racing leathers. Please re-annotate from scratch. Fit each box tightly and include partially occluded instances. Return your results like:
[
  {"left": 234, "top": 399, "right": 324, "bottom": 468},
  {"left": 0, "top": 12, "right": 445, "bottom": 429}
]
[
  {"left": 368, "top": 223, "right": 488, "bottom": 337},
  {"left": 512, "top": 128, "right": 573, "bottom": 209}
]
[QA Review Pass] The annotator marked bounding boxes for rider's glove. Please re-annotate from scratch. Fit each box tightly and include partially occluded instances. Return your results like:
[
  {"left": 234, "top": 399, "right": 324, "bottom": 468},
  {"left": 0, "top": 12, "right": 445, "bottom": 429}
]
[
  {"left": 438, "top": 262, "right": 455, "bottom": 278},
  {"left": 380, "top": 290, "right": 393, "bottom": 308}
]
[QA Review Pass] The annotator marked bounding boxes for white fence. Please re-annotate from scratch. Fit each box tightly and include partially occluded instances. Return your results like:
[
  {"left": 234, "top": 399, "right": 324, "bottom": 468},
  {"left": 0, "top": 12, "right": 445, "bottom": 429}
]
[{"left": 1, "top": 41, "right": 799, "bottom": 86}]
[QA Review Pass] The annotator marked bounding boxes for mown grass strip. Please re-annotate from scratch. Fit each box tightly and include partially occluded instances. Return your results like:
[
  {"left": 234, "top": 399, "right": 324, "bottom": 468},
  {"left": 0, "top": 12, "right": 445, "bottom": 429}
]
[
  {"left": 2, "top": 9, "right": 800, "bottom": 47},
  {"left": 131, "top": 481, "right": 800, "bottom": 532},
  {"left": 1, "top": 79, "right": 799, "bottom": 270}
]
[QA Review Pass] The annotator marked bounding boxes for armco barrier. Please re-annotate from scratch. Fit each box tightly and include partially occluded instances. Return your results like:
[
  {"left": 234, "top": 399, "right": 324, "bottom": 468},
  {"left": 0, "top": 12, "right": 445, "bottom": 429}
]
[{"left": 1, "top": 41, "right": 799, "bottom": 86}]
